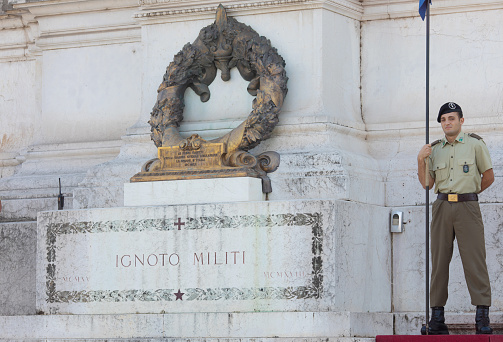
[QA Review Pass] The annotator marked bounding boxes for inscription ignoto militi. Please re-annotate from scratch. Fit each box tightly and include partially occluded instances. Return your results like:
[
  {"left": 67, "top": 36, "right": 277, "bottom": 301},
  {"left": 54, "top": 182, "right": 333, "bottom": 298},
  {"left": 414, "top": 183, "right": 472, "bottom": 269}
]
[
  {"left": 130, "top": 4, "right": 288, "bottom": 193},
  {"left": 44, "top": 212, "right": 323, "bottom": 304}
]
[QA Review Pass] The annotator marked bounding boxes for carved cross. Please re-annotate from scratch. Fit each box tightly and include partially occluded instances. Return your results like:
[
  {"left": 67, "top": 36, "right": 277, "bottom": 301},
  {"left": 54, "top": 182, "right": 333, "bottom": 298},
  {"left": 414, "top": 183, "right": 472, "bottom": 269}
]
[{"left": 174, "top": 218, "right": 185, "bottom": 230}]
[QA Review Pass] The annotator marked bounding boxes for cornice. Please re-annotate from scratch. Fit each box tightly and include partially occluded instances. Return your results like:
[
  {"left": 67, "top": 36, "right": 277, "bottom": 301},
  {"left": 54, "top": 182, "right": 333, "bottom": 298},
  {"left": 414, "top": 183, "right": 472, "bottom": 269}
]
[
  {"left": 134, "top": 0, "right": 503, "bottom": 23},
  {"left": 35, "top": 25, "right": 141, "bottom": 50},
  {"left": 0, "top": 153, "right": 24, "bottom": 168},
  {"left": 0, "top": 44, "right": 33, "bottom": 62},
  {"left": 323, "top": 0, "right": 363, "bottom": 19},
  {"left": 137, "top": 0, "right": 309, "bottom": 8},
  {"left": 23, "top": 140, "right": 122, "bottom": 160},
  {"left": 10, "top": 0, "right": 138, "bottom": 15},
  {"left": 362, "top": 0, "right": 503, "bottom": 21},
  {"left": 0, "top": 14, "right": 34, "bottom": 61},
  {"left": 7, "top": 0, "right": 141, "bottom": 51},
  {"left": 3, "top": 0, "right": 501, "bottom": 54},
  {"left": 135, "top": 0, "right": 364, "bottom": 23},
  {"left": 135, "top": 0, "right": 313, "bottom": 22},
  {"left": 5, "top": 0, "right": 503, "bottom": 25}
]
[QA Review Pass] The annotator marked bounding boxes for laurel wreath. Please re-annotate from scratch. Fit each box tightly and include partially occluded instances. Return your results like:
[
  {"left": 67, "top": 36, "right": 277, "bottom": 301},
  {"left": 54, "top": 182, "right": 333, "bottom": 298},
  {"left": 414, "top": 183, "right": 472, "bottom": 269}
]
[{"left": 148, "top": 14, "right": 288, "bottom": 152}]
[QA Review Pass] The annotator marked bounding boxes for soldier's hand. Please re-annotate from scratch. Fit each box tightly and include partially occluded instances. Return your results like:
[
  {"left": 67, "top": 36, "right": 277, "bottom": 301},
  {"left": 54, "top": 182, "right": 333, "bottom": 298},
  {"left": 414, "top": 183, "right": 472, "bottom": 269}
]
[{"left": 418, "top": 144, "right": 432, "bottom": 161}]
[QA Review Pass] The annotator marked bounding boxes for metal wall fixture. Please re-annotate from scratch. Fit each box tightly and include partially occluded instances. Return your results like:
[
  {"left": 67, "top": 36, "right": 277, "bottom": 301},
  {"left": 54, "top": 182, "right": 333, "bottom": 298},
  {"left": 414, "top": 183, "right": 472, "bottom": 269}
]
[{"left": 390, "top": 210, "right": 405, "bottom": 233}]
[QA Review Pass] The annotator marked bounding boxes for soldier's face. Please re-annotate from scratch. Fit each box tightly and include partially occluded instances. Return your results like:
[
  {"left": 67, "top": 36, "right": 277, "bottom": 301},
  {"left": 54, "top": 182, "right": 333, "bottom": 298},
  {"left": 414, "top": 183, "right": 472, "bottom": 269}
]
[{"left": 440, "top": 113, "right": 464, "bottom": 137}]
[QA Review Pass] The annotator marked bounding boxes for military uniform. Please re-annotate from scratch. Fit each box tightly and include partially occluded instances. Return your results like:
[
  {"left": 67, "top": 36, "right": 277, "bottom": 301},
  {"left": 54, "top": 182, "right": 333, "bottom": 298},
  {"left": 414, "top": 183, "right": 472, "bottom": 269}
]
[{"left": 428, "top": 131, "right": 492, "bottom": 307}]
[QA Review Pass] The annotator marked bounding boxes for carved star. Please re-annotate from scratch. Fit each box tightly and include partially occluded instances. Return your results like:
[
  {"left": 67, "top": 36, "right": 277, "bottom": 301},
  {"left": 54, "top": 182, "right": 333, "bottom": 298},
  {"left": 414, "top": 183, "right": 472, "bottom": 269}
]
[{"left": 174, "top": 289, "right": 184, "bottom": 301}]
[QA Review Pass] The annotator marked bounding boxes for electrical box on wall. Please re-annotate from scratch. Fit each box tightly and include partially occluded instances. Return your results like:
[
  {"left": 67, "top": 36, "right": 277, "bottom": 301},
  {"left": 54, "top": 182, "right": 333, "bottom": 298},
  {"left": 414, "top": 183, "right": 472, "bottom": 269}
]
[{"left": 390, "top": 211, "right": 404, "bottom": 233}]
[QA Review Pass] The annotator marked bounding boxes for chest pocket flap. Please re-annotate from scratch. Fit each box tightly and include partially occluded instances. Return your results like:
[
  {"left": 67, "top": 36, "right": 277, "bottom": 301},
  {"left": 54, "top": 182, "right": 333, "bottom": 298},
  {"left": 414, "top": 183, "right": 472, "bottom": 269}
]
[
  {"left": 433, "top": 162, "right": 448, "bottom": 180},
  {"left": 458, "top": 158, "right": 475, "bottom": 175},
  {"left": 457, "top": 158, "right": 475, "bottom": 166}
]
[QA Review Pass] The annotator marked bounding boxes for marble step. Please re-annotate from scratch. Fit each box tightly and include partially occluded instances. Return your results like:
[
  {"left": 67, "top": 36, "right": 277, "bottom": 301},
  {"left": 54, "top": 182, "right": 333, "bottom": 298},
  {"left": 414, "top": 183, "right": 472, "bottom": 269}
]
[
  {"left": 0, "top": 312, "right": 392, "bottom": 340},
  {"left": 394, "top": 312, "right": 503, "bottom": 335},
  {"left": 376, "top": 336, "right": 496, "bottom": 341},
  {"left": 0, "top": 339, "right": 375, "bottom": 342},
  {"left": 449, "top": 323, "right": 503, "bottom": 335}
]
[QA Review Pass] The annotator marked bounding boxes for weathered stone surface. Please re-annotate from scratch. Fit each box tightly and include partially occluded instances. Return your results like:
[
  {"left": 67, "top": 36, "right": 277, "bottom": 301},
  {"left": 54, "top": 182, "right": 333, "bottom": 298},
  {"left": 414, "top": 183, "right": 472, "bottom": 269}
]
[
  {"left": 394, "top": 311, "right": 503, "bottom": 335},
  {"left": 0, "top": 339, "right": 376, "bottom": 342},
  {"left": 362, "top": 9, "right": 503, "bottom": 130},
  {"left": 0, "top": 312, "right": 392, "bottom": 339},
  {"left": 392, "top": 204, "right": 503, "bottom": 313},
  {"left": 1, "top": 1, "right": 503, "bottom": 340},
  {"left": 0, "top": 222, "right": 37, "bottom": 315},
  {"left": 124, "top": 177, "right": 265, "bottom": 206},
  {"left": 36, "top": 200, "right": 391, "bottom": 315},
  {"left": 1, "top": 339, "right": 377, "bottom": 342}
]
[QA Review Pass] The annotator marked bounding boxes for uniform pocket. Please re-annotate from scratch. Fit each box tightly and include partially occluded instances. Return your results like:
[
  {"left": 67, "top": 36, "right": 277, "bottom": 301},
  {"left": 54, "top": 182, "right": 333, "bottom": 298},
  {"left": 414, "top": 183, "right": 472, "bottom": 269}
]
[
  {"left": 433, "top": 162, "right": 448, "bottom": 181},
  {"left": 458, "top": 158, "right": 475, "bottom": 176}
]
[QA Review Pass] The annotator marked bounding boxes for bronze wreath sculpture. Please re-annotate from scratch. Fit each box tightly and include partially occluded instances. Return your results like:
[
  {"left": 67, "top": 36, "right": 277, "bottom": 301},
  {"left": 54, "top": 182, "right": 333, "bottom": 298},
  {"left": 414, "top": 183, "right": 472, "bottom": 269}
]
[{"left": 133, "top": 5, "right": 288, "bottom": 193}]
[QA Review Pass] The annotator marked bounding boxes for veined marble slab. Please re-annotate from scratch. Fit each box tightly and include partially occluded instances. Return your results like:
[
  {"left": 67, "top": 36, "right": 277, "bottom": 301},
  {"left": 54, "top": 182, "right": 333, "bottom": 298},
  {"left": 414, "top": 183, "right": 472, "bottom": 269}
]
[
  {"left": 36, "top": 200, "right": 391, "bottom": 315},
  {"left": 0, "top": 222, "right": 37, "bottom": 315},
  {"left": 124, "top": 177, "right": 265, "bottom": 206}
]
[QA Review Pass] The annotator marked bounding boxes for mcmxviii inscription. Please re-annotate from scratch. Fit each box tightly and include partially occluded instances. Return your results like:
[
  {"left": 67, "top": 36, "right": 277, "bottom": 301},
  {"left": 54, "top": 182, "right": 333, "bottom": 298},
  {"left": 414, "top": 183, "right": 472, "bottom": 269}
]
[{"left": 43, "top": 213, "right": 323, "bottom": 304}]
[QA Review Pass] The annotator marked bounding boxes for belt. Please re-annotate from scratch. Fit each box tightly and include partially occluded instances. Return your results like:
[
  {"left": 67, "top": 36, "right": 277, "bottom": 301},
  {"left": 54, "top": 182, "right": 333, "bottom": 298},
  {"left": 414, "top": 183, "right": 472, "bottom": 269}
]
[{"left": 437, "top": 193, "right": 478, "bottom": 202}]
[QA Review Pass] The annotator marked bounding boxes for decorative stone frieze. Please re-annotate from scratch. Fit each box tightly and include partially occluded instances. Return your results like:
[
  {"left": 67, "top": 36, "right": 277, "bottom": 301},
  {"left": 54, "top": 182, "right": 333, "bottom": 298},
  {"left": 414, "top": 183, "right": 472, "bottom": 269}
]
[
  {"left": 363, "top": 0, "right": 503, "bottom": 20},
  {"left": 135, "top": 0, "right": 364, "bottom": 22}
]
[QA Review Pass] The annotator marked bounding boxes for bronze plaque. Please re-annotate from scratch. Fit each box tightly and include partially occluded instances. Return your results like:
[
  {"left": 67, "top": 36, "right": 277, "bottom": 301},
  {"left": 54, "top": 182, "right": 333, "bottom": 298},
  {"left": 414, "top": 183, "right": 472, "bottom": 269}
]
[{"left": 159, "top": 143, "right": 224, "bottom": 170}]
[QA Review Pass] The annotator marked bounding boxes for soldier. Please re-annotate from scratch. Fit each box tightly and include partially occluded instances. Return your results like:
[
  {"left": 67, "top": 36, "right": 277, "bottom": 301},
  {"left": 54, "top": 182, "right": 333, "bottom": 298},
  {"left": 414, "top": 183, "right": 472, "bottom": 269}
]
[{"left": 417, "top": 102, "right": 494, "bottom": 335}]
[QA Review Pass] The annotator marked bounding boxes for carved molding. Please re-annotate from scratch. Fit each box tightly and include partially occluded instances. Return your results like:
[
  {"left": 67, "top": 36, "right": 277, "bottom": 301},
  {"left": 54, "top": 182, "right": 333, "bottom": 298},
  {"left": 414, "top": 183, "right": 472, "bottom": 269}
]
[
  {"left": 135, "top": 0, "right": 312, "bottom": 19},
  {"left": 2, "top": 0, "right": 502, "bottom": 30},
  {"left": 0, "top": 45, "right": 31, "bottom": 62},
  {"left": 6, "top": 0, "right": 141, "bottom": 51},
  {"left": 135, "top": 0, "right": 503, "bottom": 22},
  {"left": 35, "top": 26, "right": 141, "bottom": 50},
  {"left": 135, "top": 0, "right": 364, "bottom": 22},
  {"left": 139, "top": 0, "right": 205, "bottom": 5},
  {"left": 363, "top": 0, "right": 503, "bottom": 20},
  {"left": 0, "top": 152, "right": 23, "bottom": 167},
  {"left": 139, "top": 0, "right": 310, "bottom": 7}
]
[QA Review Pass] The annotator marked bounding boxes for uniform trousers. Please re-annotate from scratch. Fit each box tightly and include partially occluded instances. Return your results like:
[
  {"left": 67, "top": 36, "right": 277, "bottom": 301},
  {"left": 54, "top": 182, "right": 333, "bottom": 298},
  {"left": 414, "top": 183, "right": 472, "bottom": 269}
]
[{"left": 430, "top": 199, "right": 491, "bottom": 307}]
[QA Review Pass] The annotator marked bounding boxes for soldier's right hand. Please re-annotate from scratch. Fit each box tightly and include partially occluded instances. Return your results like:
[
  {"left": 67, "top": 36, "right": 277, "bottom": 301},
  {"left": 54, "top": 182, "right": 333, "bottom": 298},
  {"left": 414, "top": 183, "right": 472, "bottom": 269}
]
[{"left": 418, "top": 144, "right": 432, "bottom": 161}]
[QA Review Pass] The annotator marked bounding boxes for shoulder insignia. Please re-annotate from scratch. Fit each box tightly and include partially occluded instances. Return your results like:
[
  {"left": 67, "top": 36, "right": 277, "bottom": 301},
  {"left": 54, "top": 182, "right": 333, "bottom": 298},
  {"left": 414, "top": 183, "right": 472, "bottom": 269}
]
[
  {"left": 430, "top": 139, "right": 441, "bottom": 146},
  {"left": 468, "top": 133, "right": 483, "bottom": 140}
]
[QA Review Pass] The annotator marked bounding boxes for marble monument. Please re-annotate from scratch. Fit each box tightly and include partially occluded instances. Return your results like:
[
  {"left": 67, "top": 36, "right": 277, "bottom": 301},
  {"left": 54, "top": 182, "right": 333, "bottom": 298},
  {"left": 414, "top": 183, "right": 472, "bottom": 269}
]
[{"left": 1, "top": 0, "right": 503, "bottom": 340}]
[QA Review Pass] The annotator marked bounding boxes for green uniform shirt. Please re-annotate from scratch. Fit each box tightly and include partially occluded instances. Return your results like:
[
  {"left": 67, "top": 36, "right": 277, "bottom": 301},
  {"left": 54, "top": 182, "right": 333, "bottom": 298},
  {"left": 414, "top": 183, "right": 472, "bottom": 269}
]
[{"left": 429, "top": 132, "right": 492, "bottom": 194}]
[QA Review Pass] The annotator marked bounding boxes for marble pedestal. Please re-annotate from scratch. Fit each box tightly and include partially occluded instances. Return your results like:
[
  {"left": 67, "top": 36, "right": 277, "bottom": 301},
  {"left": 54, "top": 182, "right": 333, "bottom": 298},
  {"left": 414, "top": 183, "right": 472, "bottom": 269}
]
[
  {"left": 124, "top": 177, "right": 265, "bottom": 206},
  {"left": 29, "top": 199, "right": 393, "bottom": 340}
]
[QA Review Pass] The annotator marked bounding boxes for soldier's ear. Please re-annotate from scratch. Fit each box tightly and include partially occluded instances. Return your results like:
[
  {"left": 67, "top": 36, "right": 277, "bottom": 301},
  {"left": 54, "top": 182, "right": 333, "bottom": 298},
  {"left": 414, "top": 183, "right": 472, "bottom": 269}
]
[{"left": 460, "top": 117, "right": 464, "bottom": 124}]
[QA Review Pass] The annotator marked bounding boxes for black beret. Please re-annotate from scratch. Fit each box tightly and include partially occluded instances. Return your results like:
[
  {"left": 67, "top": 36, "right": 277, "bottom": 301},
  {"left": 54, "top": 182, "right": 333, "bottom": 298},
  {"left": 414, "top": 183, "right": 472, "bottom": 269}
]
[{"left": 437, "top": 102, "right": 462, "bottom": 122}]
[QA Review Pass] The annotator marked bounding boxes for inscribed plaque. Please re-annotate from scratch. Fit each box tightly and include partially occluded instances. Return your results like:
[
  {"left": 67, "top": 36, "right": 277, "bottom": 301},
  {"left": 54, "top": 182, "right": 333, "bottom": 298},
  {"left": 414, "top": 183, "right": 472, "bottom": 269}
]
[{"left": 159, "top": 143, "right": 224, "bottom": 170}]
